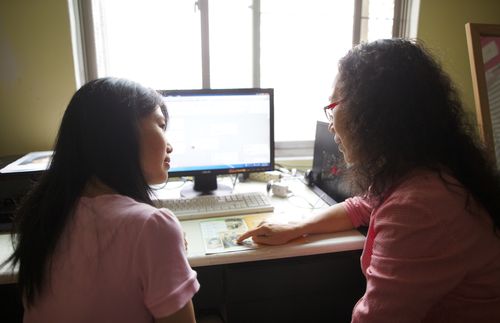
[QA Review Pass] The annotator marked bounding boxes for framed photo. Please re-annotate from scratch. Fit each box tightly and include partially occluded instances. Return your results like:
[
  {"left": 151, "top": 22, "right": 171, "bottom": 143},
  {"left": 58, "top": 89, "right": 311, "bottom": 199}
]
[{"left": 466, "top": 23, "right": 500, "bottom": 168}]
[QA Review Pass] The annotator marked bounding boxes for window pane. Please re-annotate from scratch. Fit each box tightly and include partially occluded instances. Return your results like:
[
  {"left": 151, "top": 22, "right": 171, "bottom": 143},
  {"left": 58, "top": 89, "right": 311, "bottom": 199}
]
[
  {"left": 367, "top": 0, "right": 394, "bottom": 41},
  {"left": 261, "top": 0, "right": 354, "bottom": 141},
  {"left": 360, "top": 0, "right": 394, "bottom": 42},
  {"left": 209, "top": 0, "right": 253, "bottom": 88},
  {"left": 92, "top": 0, "right": 202, "bottom": 89}
]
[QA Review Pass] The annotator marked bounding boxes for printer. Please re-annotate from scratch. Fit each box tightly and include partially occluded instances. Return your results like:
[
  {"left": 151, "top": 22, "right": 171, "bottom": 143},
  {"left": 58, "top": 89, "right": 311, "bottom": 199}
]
[{"left": 0, "top": 155, "right": 45, "bottom": 231}]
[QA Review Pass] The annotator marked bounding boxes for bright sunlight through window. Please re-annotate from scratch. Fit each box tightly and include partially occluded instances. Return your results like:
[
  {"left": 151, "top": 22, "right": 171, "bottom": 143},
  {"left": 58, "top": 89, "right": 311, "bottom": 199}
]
[{"left": 90, "top": 0, "right": 395, "bottom": 143}]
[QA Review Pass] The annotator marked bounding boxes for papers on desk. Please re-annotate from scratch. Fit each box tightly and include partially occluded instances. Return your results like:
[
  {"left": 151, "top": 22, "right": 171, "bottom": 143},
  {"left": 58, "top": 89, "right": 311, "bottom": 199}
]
[
  {"left": 200, "top": 214, "right": 267, "bottom": 254},
  {"left": 0, "top": 151, "right": 53, "bottom": 174}
]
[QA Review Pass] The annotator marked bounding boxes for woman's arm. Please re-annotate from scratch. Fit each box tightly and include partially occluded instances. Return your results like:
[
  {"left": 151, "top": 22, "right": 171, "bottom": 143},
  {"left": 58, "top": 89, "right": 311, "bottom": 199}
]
[
  {"left": 135, "top": 210, "right": 199, "bottom": 321},
  {"left": 237, "top": 202, "right": 355, "bottom": 245},
  {"left": 155, "top": 300, "right": 196, "bottom": 323}
]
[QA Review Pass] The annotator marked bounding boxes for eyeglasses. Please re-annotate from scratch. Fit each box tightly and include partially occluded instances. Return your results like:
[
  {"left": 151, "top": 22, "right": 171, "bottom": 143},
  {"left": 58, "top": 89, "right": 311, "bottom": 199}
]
[{"left": 323, "top": 101, "right": 341, "bottom": 122}]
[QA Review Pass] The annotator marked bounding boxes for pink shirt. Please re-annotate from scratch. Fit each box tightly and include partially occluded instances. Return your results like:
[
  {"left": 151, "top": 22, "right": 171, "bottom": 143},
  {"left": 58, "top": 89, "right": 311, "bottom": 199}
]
[
  {"left": 344, "top": 170, "right": 500, "bottom": 322},
  {"left": 24, "top": 194, "right": 199, "bottom": 323}
]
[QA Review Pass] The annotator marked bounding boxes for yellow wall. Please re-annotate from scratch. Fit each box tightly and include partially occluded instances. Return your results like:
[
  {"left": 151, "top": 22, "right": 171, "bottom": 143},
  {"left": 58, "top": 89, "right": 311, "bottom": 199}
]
[
  {"left": 2, "top": 1, "right": 500, "bottom": 156},
  {"left": 0, "top": 0, "right": 76, "bottom": 156},
  {"left": 417, "top": 0, "right": 500, "bottom": 120}
]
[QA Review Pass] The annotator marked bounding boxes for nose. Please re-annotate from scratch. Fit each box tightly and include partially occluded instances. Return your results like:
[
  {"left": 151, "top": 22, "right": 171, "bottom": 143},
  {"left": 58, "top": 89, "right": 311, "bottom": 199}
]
[{"left": 166, "top": 142, "right": 173, "bottom": 154}]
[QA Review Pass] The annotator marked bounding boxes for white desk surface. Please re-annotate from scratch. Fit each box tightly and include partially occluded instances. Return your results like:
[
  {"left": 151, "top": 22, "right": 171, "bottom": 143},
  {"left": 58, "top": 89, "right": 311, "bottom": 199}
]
[{"left": 0, "top": 176, "right": 365, "bottom": 284}]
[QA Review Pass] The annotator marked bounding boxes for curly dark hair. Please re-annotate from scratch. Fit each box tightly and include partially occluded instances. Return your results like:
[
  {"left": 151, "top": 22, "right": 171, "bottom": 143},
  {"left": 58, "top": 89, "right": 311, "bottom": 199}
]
[{"left": 335, "top": 38, "right": 500, "bottom": 231}]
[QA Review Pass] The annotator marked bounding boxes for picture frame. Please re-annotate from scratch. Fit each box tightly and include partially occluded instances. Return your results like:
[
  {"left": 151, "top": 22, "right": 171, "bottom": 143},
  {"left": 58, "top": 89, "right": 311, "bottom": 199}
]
[{"left": 465, "top": 22, "right": 500, "bottom": 168}]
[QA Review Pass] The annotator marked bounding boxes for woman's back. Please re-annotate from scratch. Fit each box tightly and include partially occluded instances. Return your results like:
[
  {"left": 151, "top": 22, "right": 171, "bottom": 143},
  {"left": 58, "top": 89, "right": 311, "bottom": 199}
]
[
  {"left": 23, "top": 194, "right": 199, "bottom": 323},
  {"left": 349, "top": 170, "right": 500, "bottom": 322}
]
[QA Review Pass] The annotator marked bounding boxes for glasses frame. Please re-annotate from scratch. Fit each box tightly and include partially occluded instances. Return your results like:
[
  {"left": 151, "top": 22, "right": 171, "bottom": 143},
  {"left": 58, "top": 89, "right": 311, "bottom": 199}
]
[{"left": 323, "top": 101, "right": 341, "bottom": 122}]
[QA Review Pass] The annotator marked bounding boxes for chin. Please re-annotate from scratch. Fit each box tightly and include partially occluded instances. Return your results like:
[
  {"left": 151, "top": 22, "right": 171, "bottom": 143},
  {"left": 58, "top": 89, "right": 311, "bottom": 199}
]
[{"left": 147, "top": 174, "right": 168, "bottom": 185}]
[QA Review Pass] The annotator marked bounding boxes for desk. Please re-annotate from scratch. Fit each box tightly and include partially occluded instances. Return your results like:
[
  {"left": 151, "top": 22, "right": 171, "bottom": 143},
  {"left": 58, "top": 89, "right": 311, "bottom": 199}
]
[{"left": 0, "top": 176, "right": 366, "bottom": 322}]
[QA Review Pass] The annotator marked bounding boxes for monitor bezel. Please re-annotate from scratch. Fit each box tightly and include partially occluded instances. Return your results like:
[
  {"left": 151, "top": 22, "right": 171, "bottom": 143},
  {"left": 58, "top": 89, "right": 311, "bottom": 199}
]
[{"left": 158, "top": 88, "right": 275, "bottom": 179}]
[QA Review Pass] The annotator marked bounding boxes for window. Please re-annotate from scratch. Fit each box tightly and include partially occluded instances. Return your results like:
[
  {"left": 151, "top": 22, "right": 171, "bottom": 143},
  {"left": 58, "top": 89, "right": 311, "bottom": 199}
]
[
  {"left": 259, "top": 1, "right": 354, "bottom": 142},
  {"left": 71, "top": 0, "right": 414, "bottom": 155},
  {"left": 360, "top": 0, "right": 396, "bottom": 42},
  {"left": 92, "top": 1, "right": 203, "bottom": 89}
]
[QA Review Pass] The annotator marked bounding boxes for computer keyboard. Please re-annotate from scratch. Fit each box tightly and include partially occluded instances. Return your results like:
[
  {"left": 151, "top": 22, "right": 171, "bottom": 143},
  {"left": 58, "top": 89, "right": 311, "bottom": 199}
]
[{"left": 157, "top": 191, "right": 274, "bottom": 221}]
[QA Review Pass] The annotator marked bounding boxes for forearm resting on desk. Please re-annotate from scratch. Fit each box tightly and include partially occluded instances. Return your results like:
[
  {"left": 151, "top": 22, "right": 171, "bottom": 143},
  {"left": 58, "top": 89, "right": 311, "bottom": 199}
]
[
  {"left": 237, "top": 202, "right": 354, "bottom": 245},
  {"left": 299, "top": 202, "right": 354, "bottom": 235}
]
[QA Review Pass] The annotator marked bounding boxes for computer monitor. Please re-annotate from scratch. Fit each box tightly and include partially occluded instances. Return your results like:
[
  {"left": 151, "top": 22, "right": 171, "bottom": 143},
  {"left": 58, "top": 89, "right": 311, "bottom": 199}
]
[{"left": 159, "top": 88, "right": 274, "bottom": 197}]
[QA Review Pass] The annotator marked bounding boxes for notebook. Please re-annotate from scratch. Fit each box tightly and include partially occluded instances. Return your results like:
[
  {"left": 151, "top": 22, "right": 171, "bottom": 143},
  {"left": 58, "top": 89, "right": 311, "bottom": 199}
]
[{"left": 307, "top": 121, "right": 354, "bottom": 205}]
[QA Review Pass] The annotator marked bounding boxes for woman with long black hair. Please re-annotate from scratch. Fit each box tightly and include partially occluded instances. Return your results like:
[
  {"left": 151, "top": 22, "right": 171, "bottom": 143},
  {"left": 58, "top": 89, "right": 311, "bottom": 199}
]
[{"left": 4, "top": 77, "right": 199, "bottom": 323}]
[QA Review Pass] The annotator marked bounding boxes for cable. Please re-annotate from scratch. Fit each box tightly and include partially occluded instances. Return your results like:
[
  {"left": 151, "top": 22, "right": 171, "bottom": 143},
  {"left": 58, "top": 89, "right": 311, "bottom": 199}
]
[
  {"left": 151, "top": 177, "right": 190, "bottom": 191},
  {"left": 311, "top": 192, "right": 327, "bottom": 208},
  {"left": 150, "top": 181, "right": 168, "bottom": 190},
  {"left": 231, "top": 174, "right": 239, "bottom": 193},
  {"left": 286, "top": 193, "right": 325, "bottom": 210}
]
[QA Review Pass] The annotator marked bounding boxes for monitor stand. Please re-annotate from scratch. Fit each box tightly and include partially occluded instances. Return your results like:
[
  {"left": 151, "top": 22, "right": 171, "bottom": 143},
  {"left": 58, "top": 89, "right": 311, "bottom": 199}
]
[{"left": 180, "top": 174, "right": 232, "bottom": 198}]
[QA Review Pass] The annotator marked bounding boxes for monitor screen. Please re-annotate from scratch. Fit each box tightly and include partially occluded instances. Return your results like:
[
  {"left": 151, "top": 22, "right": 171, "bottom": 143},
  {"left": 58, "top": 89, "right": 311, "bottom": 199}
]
[{"left": 159, "top": 88, "right": 274, "bottom": 196}]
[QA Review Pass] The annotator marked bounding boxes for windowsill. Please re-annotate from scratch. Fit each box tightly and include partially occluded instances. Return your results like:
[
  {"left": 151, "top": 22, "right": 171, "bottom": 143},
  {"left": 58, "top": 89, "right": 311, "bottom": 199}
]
[
  {"left": 275, "top": 156, "right": 313, "bottom": 171},
  {"left": 274, "top": 140, "right": 314, "bottom": 171}
]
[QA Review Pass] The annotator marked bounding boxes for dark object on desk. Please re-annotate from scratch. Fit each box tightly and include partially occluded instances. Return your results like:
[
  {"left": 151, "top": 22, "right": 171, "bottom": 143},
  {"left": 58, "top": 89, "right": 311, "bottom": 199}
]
[
  {"left": 0, "top": 155, "right": 43, "bottom": 231},
  {"left": 307, "top": 121, "right": 355, "bottom": 205}
]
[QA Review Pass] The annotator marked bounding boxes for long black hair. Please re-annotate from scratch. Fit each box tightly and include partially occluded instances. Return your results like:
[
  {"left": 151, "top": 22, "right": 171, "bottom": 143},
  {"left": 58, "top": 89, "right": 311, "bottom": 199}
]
[
  {"left": 3, "top": 77, "right": 167, "bottom": 306},
  {"left": 335, "top": 39, "right": 500, "bottom": 231}
]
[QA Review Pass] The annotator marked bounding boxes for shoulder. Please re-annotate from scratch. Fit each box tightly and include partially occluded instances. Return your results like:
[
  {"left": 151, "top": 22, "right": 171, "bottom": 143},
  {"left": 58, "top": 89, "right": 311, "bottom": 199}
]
[
  {"left": 372, "top": 170, "right": 469, "bottom": 256},
  {"left": 379, "top": 170, "right": 467, "bottom": 218},
  {"left": 389, "top": 170, "right": 463, "bottom": 202},
  {"left": 80, "top": 193, "right": 173, "bottom": 216},
  {"left": 78, "top": 194, "right": 181, "bottom": 237}
]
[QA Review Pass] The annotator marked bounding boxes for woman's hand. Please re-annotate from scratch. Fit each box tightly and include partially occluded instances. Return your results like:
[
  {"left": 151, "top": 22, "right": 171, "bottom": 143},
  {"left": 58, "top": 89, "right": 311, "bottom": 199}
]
[
  {"left": 237, "top": 202, "right": 354, "bottom": 246},
  {"left": 236, "top": 221, "right": 304, "bottom": 246}
]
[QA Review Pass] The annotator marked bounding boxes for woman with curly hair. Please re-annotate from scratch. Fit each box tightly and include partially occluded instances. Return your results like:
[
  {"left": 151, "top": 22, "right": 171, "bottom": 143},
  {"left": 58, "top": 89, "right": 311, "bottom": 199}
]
[{"left": 238, "top": 39, "right": 500, "bottom": 322}]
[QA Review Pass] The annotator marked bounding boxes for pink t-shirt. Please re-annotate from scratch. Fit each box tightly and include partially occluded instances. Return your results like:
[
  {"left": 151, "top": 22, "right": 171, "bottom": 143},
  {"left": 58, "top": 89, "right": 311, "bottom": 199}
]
[
  {"left": 344, "top": 170, "right": 500, "bottom": 323},
  {"left": 23, "top": 194, "right": 199, "bottom": 323}
]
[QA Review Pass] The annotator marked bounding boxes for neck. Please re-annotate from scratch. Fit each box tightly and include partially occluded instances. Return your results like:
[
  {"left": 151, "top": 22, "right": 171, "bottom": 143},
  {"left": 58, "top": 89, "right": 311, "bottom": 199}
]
[{"left": 82, "top": 177, "right": 116, "bottom": 197}]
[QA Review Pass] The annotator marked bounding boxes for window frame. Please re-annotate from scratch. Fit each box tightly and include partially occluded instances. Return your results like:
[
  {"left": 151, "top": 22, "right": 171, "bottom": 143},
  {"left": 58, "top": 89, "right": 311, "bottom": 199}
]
[{"left": 68, "top": 0, "right": 417, "bottom": 158}]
